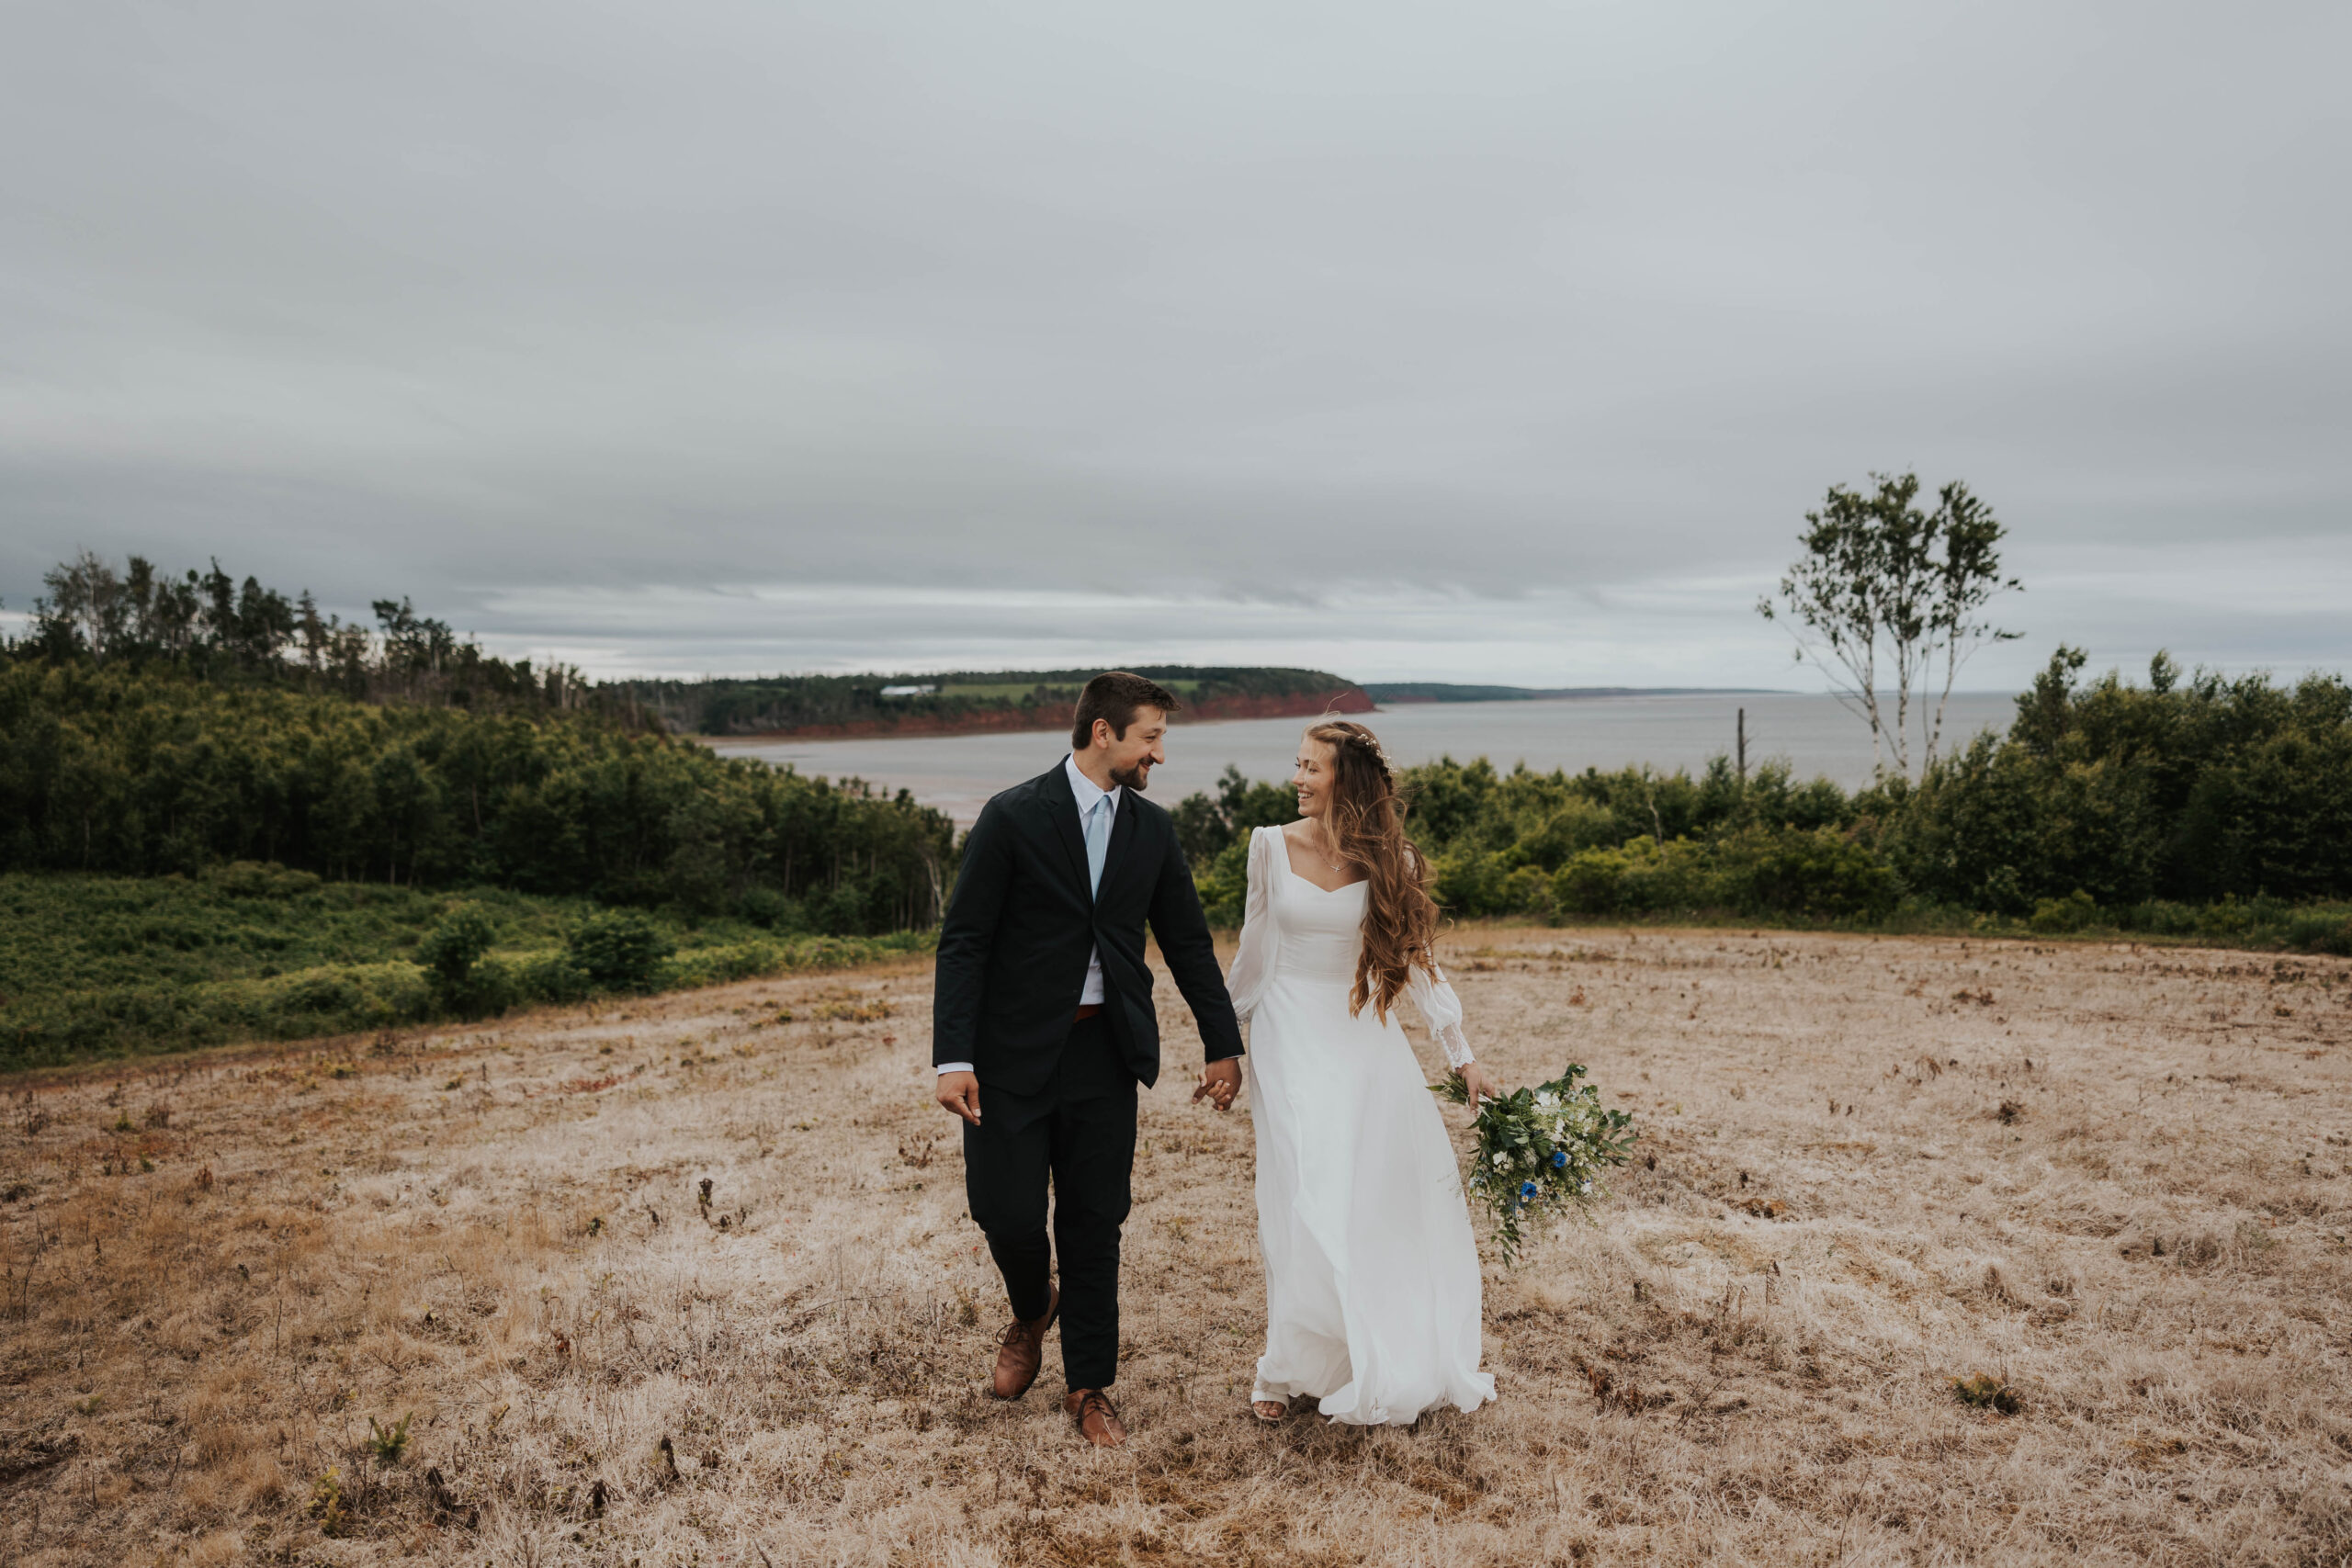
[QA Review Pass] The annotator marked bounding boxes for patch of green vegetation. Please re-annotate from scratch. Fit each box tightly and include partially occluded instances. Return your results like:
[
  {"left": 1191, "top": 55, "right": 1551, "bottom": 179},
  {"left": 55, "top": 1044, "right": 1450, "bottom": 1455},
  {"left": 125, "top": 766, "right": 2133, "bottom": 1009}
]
[
  {"left": 0, "top": 869, "right": 583, "bottom": 998},
  {"left": 368, "top": 1412, "right": 414, "bottom": 1465},
  {"left": 934, "top": 678, "right": 1203, "bottom": 702},
  {"left": 1949, "top": 1374, "right": 2022, "bottom": 1415},
  {"left": 0, "top": 871, "right": 933, "bottom": 1073},
  {"left": 309, "top": 1469, "right": 348, "bottom": 1537},
  {"left": 1180, "top": 651, "right": 2352, "bottom": 953}
]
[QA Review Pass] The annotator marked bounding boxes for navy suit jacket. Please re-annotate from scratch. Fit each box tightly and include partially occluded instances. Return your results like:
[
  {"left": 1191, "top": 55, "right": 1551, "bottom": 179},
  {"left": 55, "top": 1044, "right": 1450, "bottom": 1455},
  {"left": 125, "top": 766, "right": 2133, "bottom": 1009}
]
[{"left": 932, "top": 760, "right": 1244, "bottom": 1095}]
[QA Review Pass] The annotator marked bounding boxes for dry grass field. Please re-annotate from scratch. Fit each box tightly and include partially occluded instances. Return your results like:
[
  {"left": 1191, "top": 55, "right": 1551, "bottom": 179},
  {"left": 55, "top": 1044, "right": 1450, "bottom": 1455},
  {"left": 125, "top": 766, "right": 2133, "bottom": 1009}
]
[{"left": 5, "top": 926, "right": 2350, "bottom": 1567}]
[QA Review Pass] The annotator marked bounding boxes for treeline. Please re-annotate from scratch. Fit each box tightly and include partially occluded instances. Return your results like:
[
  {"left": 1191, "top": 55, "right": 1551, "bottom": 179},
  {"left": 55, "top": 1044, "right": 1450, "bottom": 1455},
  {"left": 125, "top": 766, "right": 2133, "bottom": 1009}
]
[
  {"left": 0, "top": 662, "right": 954, "bottom": 935},
  {"left": 16, "top": 548, "right": 605, "bottom": 716},
  {"left": 1175, "top": 649, "right": 2352, "bottom": 953},
  {"left": 1883, "top": 649, "right": 2352, "bottom": 909},
  {"left": 635, "top": 665, "right": 1354, "bottom": 736}
]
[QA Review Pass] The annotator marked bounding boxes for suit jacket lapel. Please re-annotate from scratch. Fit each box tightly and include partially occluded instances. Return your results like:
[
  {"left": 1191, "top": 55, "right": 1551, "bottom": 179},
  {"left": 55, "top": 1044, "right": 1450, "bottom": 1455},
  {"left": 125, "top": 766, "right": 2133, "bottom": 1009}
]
[{"left": 1039, "top": 761, "right": 1093, "bottom": 901}]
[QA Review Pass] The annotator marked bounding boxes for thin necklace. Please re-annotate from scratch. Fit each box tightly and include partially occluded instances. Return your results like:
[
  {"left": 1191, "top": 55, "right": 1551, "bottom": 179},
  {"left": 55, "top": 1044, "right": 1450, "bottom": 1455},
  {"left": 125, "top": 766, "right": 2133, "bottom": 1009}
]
[{"left": 1308, "top": 824, "right": 1346, "bottom": 874}]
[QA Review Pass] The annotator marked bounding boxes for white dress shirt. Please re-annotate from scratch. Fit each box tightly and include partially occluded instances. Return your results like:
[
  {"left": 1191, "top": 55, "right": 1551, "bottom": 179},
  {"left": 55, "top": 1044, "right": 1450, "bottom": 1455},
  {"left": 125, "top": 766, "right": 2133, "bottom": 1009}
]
[{"left": 937, "top": 753, "right": 1120, "bottom": 1077}]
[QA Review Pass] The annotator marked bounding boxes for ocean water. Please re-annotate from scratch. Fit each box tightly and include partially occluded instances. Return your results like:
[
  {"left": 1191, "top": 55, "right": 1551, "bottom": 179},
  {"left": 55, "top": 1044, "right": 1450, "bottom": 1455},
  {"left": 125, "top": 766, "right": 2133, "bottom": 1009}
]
[{"left": 708, "top": 691, "right": 2019, "bottom": 829}]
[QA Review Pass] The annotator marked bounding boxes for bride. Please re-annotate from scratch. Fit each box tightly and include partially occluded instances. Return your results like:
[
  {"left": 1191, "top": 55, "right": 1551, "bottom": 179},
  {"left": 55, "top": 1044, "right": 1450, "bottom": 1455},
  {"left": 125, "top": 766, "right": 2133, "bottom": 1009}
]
[{"left": 1227, "top": 718, "right": 1500, "bottom": 1425}]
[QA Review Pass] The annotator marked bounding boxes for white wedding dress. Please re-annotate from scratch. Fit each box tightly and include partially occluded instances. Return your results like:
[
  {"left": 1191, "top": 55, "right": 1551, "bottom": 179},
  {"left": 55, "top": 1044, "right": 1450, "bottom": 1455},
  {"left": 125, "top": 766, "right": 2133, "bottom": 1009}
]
[{"left": 1227, "top": 826, "right": 1497, "bottom": 1424}]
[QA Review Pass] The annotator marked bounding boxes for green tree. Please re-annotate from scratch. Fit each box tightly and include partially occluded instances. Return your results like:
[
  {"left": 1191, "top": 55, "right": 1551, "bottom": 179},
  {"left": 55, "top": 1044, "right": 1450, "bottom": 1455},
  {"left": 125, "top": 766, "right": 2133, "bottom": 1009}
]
[{"left": 1759, "top": 473, "right": 2019, "bottom": 779}]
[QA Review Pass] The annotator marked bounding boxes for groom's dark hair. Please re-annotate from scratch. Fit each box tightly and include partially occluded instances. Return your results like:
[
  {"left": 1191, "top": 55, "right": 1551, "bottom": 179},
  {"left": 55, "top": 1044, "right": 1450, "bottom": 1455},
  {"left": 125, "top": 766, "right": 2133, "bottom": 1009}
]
[{"left": 1071, "top": 671, "right": 1181, "bottom": 749}]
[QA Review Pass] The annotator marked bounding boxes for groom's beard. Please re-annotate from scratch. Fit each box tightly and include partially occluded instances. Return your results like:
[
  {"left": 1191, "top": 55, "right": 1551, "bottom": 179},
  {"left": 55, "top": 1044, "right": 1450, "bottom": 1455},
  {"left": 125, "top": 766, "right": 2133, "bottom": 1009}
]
[{"left": 1110, "top": 761, "right": 1151, "bottom": 793}]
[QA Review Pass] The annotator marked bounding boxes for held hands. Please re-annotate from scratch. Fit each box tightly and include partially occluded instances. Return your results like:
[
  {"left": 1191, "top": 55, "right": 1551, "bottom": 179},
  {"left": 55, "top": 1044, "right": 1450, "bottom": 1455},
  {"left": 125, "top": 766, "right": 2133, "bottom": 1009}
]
[
  {"left": 939, "top": 1060, "right": 1238, "bottom": 1122},
  {"left": 1194, "top": 1056, "right": 1241, "bottom": 1112},
  {"left": 1458, "top": 1062, "right": 1503, "bottom": 1110},
  {"left": 936, "top": 1070, "right": 982, "bottom": 1126}
]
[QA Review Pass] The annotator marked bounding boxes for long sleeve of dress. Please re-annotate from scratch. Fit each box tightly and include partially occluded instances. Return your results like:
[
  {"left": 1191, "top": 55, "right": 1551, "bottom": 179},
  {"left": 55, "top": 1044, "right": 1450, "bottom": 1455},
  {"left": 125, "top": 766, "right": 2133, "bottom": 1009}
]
[
  {"left": 1225, "top": 826, "right": 1277, "bottom": 1023},
  {"left": 1406, "top": 963, "right": 1476, "bottom": 1070}
]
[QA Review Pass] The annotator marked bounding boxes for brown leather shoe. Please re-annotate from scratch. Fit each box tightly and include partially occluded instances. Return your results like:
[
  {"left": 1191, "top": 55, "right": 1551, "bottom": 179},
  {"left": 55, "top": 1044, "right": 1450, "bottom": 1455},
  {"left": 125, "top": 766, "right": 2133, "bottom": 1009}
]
[
  {"left": 989, "top": 1286, "right": 1058, "bottom": 1401},
  {"left": 1064, "top": 1387, "right": 1126, "bottom": 1448}
]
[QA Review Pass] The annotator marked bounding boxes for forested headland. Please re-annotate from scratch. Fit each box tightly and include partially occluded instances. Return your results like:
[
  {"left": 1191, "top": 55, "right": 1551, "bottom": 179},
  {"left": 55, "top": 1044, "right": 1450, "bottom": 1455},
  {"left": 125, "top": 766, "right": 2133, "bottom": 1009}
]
[
  {"left": 1, "top": 553, "right": 952, "bottom": 1068},
  {"left": 637, "top": 666, "right": 1370, "bottom": 738},
  {"left": 1174, "top": 648, "right": 2352, "bottom": 955}
]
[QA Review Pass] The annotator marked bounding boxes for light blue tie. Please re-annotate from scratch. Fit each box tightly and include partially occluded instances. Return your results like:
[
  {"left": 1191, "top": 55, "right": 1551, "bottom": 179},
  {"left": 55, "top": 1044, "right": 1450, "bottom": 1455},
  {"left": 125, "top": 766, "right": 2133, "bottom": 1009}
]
[{"left": 1084, "top": 794, "right": 1112, "bottom": 899}]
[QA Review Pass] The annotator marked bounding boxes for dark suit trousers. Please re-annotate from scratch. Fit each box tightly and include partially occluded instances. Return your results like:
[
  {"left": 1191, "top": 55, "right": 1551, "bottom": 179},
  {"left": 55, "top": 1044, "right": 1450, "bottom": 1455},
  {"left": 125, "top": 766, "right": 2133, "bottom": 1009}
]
[{"left": 961, "top": 1014, "right": 1136, "bottom": 1392}]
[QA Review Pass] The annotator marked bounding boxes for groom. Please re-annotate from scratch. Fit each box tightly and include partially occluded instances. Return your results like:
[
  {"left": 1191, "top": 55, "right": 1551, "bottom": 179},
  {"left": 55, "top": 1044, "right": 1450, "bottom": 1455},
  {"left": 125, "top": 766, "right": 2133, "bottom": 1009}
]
[{"left": 933, "top": 671, "right": 1245, "bottom": 1448}]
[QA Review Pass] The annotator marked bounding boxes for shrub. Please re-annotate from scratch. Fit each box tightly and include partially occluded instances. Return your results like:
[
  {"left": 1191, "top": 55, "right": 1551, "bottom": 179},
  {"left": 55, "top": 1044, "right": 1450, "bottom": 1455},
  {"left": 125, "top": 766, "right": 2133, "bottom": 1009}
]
[
  {"left": 2283, "top": 908, "right": 2352, "bottom": 956},
  {"left": 414, "top": 905, "right": 495, "bottom": 985},
  {"left": 565, "top": 910, "right": 674, "bottom": 992},
  {"left": 2029, "top": 889, "right": 2099, "bottom": 933},
  {"left": 1723, "top": 828, "right": 1902, "bottom": 919},
  {"left": 281, "top": 972, "right": 364, "bottom": 1015},
  {"left": 2113, "top": 899, "right": 2200, "bottom": 936},
  {"left": 514, "top": 949, "right": 593, "bottom": 1005},
  {"left": 1551, "top": 843, "right": 1633, "bottom": 917},
  {"left": 667, "top": 940, "right": 782, "bottom": 989},
  {"left": 413, "top": 905, "right": 508, "bottom": 1015},
  {"left": 206, "top": 861, "right": 325, "bottom": 899},
  {"left": 1193, "top": 836, "right": 1251, "bottom": 929},
  {"left": 1549, "top": 838, "right": 1714, "bottom": 916},
  {"left": 737, "top": 886, "right": 801, "bottom": 931}
]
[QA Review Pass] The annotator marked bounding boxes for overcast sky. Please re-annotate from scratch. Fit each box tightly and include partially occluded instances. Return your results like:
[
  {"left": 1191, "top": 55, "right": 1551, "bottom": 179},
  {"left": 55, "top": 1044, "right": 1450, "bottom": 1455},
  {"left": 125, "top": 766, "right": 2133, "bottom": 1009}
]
[{"left": 4, "top": 2, "right": 2346, "bottom": 687}]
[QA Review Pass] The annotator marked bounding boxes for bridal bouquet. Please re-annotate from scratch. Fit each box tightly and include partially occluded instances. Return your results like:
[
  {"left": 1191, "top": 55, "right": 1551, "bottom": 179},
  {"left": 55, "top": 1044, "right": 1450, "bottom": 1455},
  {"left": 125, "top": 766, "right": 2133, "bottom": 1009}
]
[{"left": 1433, "top": 1064, "right": 1638, "bottom": 1265}]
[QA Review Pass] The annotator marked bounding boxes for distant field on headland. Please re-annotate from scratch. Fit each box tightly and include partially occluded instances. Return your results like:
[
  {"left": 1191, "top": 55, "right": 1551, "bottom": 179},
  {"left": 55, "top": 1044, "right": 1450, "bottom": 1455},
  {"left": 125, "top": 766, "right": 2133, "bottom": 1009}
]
[{"left": 627, "top": 665, "right": 1374, "bottom": 739}]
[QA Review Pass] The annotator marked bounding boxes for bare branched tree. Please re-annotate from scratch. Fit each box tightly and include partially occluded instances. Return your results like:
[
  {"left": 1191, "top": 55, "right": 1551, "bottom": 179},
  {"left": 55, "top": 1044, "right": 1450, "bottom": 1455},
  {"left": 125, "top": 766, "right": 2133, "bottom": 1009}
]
[
  {"left": 37, "top": 548, "right": 129, "bottom": 663},
  {"left": 1758, "top": 472, "right": 2019, "bottom": 781}
]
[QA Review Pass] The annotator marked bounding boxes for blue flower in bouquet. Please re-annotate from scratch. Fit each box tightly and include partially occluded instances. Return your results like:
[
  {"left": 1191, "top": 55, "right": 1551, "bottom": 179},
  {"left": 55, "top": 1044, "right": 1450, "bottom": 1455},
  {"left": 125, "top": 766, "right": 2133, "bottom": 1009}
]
[
  {"left": 1519, "top": 1180, "right": 1538, "bottom": 1199},
  {"left": 1551, "top": 1150, "right": 1567, "bottom": 1168}
]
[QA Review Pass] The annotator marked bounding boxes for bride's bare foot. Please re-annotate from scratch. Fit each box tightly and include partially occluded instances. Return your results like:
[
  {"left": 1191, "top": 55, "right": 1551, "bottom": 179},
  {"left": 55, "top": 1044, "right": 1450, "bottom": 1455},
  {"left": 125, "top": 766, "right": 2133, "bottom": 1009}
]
[{"left": 1251, "top": 1399, "right": 1285, "bottom": 1423}]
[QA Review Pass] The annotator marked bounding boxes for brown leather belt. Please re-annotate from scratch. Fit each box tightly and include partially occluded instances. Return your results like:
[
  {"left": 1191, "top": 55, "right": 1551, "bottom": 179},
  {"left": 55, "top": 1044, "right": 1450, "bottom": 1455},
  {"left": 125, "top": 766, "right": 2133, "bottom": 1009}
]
[{"left": 1073, "top": 1003, "right": 1103, "bottom": 1021}]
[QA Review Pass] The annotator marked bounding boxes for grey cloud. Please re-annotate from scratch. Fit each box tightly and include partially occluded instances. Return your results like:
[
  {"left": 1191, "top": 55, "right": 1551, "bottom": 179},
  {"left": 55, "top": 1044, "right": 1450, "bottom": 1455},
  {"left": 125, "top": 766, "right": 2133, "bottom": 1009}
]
[{"left": 3, "top": 1, "right": 2346, "bottom": 684}]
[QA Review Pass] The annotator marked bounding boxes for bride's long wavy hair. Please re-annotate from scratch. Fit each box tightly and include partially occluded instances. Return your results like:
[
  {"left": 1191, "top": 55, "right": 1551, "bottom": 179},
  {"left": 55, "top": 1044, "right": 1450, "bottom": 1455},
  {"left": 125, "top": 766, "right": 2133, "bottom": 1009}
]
[{"left": 1302, "top": 718, "right": 1441, "bottom": 1021}]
